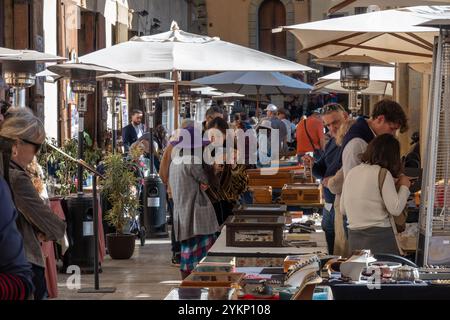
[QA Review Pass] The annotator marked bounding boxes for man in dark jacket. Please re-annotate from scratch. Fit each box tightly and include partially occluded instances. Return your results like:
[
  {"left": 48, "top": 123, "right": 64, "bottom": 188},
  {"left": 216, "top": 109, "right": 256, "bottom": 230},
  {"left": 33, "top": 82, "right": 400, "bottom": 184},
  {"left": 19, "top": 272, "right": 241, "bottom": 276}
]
[
  {"left": 122, "top": 109, "right": 144, "bottom": 152},
  {"left": 303, "top": 103, "right": 348, "bottom": 254}
]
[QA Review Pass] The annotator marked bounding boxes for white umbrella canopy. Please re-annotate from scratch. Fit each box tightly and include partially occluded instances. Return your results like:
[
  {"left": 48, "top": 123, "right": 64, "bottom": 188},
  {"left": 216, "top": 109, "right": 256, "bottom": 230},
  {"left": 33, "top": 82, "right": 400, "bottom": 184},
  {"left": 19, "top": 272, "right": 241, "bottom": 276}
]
[
  {"left": 328, "top": 0, "right": 450, "bottom": 16},
  {"left": 275, "top": 6, "right": 450, "bottom": 63},
  {"left": 194, "top": 71, "right": 313, "bottom": 116},
  {"left": 313, "top": 66, "right": 394, "bottom": 95},
  {"left": 79, "top": 21, "right": 314, "bottom": 128},
  {"left": 193, "top": 71, "right": 313, "bottom": 95},
  {"left": 79, "top": 21, "right": 314, "bottom": 73},
  {"left": 0, "top": 49, "right": 65, "bottom": 62}
]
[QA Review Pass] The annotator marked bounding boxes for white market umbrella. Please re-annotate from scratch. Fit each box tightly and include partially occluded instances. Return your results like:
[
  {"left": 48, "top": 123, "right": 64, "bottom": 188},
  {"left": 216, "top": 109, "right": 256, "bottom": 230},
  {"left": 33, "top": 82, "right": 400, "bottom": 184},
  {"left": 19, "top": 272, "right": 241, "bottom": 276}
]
[
  {"left": 0, "top": 49, "right": 65, "bottom": 62},
  {"left": 274, "top": 6, "right": 450, "bottom": 63},
  {"left": 328, "top": 0, "right": 450, "bottom": 16},
  {"left": 194, "top": 71, "right": 313, "bottom": 116},
  {"left": 313, "top": 66, "right": 394, "bottom": 96},
  {"left": 79, "top": 21, "right": 314, "bottom": 128}
]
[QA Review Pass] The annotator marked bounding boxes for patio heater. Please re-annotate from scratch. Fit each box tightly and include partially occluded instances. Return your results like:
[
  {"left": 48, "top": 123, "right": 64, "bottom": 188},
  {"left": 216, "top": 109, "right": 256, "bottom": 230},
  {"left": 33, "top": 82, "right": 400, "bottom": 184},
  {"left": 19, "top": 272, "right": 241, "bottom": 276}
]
[
  {"left": 48, "top": 63, "right": 115, "bottom": 194},
  {"left": 179, "top": 85, "right": 192, "bottom": 120},
  {"left": 137, "top": 81, "right": 168, "bottom": 239},
  {"left": 2, "top": 61, "right": 35, "bottom": 107},
  {"left": 416, "top": 21, "right": 450, "bottom": 267},
  {"left": 340, "top": 62, "right": 369, "bottom": 115},
  {"left": 0, "top": 51, "right": 65, "bottom": 108},
  {"left": 315, "top": 55, "right": 391, "bottom": 115},
  {"left": 48, "top": 63, "right": 115, "bottom": 274},
  {"left": 99, "top": 75, "right": 127, "bottom": 154}
]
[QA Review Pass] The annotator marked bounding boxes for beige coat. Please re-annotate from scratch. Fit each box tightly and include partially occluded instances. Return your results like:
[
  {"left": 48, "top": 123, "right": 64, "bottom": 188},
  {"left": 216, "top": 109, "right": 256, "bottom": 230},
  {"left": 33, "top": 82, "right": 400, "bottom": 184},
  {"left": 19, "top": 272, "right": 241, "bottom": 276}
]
[
  {"left": 328, "top": 168, "right": 351, "bottom": 258},
  {"left": 169, "top": 155, "right": 219, "bottom": 242}
]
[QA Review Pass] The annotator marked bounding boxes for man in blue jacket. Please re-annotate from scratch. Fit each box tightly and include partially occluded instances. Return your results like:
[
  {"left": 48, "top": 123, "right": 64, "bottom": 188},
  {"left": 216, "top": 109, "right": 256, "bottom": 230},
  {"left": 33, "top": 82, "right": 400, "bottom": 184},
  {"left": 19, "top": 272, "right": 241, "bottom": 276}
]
[
  {"left": 122, "top": 109, "right": 144, "bottom": 152},
  {"left": 303, "top": 103, "right": 348, "bottom": 254}
]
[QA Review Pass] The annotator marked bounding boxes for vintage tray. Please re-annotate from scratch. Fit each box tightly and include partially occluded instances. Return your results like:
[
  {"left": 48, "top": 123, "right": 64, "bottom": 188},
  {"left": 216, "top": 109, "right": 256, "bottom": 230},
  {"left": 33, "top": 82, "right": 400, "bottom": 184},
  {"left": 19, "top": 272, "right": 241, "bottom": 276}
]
[
  {"left": 281, "top": 183, "right": 322, "bottom": 204},
  {"left": 233, "top": 204, "right": 287, "bottom": 216},
  {"left": 225, "top": 215, "right": 286, "bottom": 247},
  {"left": 181, "top": 272, "right": 245, "bottom": 288}
]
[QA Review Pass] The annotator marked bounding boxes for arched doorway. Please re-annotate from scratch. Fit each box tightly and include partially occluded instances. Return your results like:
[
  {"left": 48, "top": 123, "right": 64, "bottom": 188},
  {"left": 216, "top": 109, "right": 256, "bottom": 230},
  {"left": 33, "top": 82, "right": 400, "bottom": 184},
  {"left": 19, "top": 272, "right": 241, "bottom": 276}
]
[{"left": 258, "top": 0, "right": 287, "bottom": 57}]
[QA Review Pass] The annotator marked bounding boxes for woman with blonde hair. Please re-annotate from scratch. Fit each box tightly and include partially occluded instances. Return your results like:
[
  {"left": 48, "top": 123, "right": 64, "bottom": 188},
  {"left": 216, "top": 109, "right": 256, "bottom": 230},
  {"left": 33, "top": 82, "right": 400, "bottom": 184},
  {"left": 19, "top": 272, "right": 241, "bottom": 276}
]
[
  {"left": 0, "top": 108, "right": 66, "bottom": 299},
  {"left": 327, "top": 118, "right": 355, "bottom": 257}
]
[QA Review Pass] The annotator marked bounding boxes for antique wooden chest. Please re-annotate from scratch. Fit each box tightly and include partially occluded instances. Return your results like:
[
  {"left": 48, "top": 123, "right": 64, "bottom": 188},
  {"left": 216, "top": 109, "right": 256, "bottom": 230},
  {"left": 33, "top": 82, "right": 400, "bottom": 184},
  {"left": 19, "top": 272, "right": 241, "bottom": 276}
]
[{"left": 281, "top": 183, "right": 322, "bottom": 204}]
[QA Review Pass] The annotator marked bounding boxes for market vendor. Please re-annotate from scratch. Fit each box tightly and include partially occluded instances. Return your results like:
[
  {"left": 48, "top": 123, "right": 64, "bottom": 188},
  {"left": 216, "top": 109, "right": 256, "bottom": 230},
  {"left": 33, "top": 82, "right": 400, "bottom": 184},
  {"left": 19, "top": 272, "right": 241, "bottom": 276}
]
[{"left": 302, "top": 103, "right": 348, "bottom": 255}]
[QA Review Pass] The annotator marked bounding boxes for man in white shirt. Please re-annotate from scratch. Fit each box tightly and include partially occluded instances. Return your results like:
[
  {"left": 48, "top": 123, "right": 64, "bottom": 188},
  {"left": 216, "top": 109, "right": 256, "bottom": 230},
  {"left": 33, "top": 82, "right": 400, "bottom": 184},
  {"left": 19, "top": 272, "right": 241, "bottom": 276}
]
[{"left": 340, "top": 100, "right": 408, "bottom": 178}]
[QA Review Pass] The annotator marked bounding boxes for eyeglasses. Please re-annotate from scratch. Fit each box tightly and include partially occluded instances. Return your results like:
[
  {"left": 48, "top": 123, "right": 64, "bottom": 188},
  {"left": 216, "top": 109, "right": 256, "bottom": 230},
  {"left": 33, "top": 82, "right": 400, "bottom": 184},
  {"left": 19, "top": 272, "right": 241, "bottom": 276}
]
[
  {"left": 21, "top": 138, "right": 42, "bottom": 154},
  {"left": 321, "top": 103, "right": 345, "bottom": 115}
]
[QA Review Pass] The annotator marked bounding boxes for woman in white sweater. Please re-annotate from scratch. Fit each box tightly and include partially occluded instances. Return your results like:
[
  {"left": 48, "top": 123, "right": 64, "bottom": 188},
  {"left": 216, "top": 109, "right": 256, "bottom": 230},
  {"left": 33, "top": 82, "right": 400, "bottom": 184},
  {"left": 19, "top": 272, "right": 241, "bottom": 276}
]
[{"left": 340, "top": 134, "right": 411, "bottom": 255}]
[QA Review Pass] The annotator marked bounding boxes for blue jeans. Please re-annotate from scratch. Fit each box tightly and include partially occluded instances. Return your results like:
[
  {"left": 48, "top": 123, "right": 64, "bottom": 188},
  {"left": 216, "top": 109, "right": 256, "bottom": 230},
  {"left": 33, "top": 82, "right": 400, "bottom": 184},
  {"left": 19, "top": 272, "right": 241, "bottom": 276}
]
[{"left": 321, "top": 206, "right": 335, "bottom": 255}]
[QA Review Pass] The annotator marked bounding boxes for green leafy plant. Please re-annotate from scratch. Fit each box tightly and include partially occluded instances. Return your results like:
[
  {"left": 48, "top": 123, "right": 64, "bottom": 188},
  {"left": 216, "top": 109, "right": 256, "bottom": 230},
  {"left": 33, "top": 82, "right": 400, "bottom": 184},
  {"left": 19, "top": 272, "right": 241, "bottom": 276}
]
[
  {"left": 101, "top": 153, "right": 140, "bottom": 234},
  {"left": 38, "top": 134, "right": 102, "bottom": 196}
]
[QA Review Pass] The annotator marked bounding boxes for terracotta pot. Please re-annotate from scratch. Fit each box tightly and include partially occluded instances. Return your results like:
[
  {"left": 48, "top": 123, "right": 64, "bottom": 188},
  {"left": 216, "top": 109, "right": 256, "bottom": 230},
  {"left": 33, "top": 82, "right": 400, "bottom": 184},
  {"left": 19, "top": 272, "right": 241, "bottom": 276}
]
[{"left": 106, "top": 233, "right": 136, "bottom": 260}]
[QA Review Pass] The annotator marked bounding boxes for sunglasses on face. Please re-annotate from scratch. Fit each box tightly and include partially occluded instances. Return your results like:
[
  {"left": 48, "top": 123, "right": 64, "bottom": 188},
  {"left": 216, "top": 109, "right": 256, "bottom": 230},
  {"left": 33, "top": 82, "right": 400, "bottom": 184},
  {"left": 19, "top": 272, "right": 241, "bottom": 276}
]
[
  {"left": 21, "top": 139, "right": 42, "bottom": 153},
  {"left": 321, "top": 103, "right": 345, "bottom": 115}
]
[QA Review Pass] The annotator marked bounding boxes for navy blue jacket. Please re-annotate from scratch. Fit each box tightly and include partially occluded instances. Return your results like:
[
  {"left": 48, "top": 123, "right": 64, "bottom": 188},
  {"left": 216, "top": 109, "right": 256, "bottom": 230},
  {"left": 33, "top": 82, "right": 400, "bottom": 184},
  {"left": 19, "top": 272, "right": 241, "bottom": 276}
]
[
  {"left": 341, "top": 116, "right": 375, "bottom": 152},
  {"left": 0, "top": 176, "right": 33, "bottom": 288},
  {"left": 312, "top": 137, "right": 341, "bottom": 203},
  {"left": 122, "top": 124, "right": 139, "bottom": 152}
]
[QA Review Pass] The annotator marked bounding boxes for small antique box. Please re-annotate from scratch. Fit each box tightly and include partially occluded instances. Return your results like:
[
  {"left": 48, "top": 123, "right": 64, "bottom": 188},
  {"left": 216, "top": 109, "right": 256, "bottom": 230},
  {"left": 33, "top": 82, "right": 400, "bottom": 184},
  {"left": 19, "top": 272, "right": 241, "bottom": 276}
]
[
  {"left": 233, "top": 204, "right": 287, "bottom": 216},
  {"left": 225, "top": 215, "right": 286, "bottom": 247},
  {"left": 250, "top": 186, "right": 273, "bottom": 204},
  {"left": 181, "top": 272, "right": 245, "bottom": 288},
  {"left": 281, "top": 183, "right": 322, "bottom": 204},
  {"left": 247, "top": 169, "right": 295, "bottom": 189}
]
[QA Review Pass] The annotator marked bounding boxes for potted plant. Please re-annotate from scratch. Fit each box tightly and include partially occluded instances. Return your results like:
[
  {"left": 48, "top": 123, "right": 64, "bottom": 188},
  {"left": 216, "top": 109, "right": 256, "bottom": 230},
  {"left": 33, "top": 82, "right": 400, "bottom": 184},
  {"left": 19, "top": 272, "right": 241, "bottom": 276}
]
[{"left": 101, "top": 153, "right": 140, "bottom": 259}]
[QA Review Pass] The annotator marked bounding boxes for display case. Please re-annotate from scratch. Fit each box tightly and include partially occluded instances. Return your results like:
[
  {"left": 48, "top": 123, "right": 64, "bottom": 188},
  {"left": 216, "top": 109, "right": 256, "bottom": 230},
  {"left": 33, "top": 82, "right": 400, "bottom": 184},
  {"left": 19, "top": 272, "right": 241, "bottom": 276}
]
[
  {"left": 181, "top": 272, "right": 245, "bottom": 288},
  {"left": 195, "top": 256, "right": 236, "bottom": 273},
  {"left": 225, "top": 215, "right": 286, "bottom": 247},
  {"left": 233, "top": 204, "right": 287, "bottom": 216},
  {"left": 281, "top": 183, "right": 322, "bottom": 204}
]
